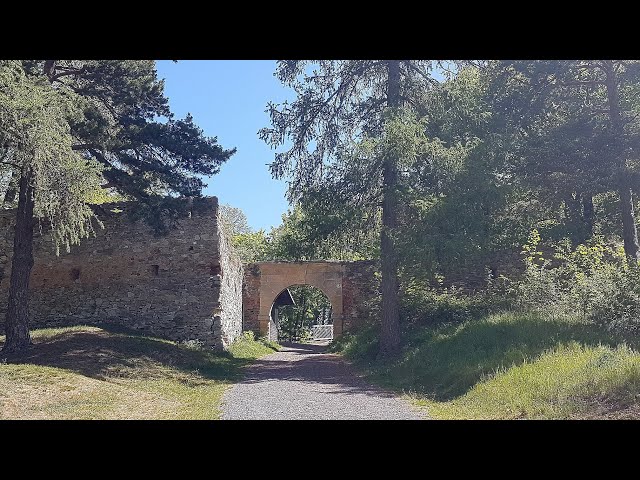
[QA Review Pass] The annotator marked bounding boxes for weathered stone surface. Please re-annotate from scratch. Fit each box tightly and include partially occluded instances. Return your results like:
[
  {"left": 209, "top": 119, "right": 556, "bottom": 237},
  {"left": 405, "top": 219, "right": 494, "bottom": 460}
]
[
  {"left": 0, "top": 196, "right": 243, "bottom": 350},
  {"left": 0, "top": 197, "right": 381, "bottom": 349},
  {"left": 242, "top": 260, "right": 377, "bottom": 340},
  {"left": 214, "top": 218, "right": 243, "bottom": 349}
]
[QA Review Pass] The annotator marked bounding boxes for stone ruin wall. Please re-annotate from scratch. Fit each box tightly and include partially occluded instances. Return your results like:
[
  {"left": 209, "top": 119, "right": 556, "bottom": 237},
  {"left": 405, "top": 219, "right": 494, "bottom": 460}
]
[
  {"left": 242, "top": 260, "right": 378, "bottom": 341},
  {"left": 0, "top": 196, "right": 243, "bottom": 350},
  {"left": 342, "top": 260, "right": 379, "bottom": 331}
]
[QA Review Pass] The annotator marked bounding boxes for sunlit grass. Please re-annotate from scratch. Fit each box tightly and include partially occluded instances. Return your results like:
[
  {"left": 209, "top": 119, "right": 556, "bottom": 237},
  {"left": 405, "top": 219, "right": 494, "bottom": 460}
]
[
  {"left": 0, "top": 326, "right": 278, "bottom": 419},
  {"left": 420, "top": 343, "right": 640, "bottom": 419},
  {"left": 332, "top": 312, "right": 640, "bottom": 419}
]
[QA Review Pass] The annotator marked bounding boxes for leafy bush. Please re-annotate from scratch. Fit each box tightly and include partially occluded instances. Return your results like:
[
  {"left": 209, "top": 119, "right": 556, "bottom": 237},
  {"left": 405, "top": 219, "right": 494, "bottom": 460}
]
[
  {"left": 401, "top": 279, "right": 502, "bottom": 327},
  {"left": 514, "top": 229, "right": 640, "bottom": 334},
  {"left": 228, "top": 331, "right": 280, "bottom": 359}
]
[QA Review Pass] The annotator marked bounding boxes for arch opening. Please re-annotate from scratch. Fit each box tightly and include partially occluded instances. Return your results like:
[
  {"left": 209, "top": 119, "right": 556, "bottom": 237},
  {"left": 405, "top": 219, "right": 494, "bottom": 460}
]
[{"left": 270, "top": 285, "right": 333, "bottom": 343}]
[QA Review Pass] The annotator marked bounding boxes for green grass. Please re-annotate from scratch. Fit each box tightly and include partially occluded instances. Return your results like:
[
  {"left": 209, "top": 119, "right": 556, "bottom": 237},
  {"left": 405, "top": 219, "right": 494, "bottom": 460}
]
[
  {"left": 0, "top": 326, "right": 278, "bottom": 419},
  {"left": 331, "top": 312, "right": 640, "bottom": 419}
]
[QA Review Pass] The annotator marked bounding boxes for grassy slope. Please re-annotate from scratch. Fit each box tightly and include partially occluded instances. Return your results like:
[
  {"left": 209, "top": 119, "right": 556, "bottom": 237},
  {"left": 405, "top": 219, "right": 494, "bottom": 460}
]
[
  {"left": 0, "top": 326, "right": 277, "bottom": 420},
  {"left": 332, "top": 312, "right": 640, "bottom": 419}
]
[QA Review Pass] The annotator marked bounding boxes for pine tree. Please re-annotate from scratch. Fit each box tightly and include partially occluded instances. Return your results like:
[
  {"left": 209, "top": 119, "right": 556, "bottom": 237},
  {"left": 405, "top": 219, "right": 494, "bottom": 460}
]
[
  {"left": 1, "top": 60, "right": 235, "bottom": 353},
  {"left": 260, "top": 60, "right": 442, "bottom": 355}
]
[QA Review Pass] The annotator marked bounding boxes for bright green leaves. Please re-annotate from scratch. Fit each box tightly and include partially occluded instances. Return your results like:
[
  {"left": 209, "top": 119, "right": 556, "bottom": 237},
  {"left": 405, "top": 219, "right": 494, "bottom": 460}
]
[{"left": 0, "top": 61, "right": 103, "bottom": 255}]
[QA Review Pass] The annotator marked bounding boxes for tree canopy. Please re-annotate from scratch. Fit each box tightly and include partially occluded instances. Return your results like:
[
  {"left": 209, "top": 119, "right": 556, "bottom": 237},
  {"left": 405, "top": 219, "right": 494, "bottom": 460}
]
[{"left": 1, "top": 60, "right": 235, "bottom": 353}]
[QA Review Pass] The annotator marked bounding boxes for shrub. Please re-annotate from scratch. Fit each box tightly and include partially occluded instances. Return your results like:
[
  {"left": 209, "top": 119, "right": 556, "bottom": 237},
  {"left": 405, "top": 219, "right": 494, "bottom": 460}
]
[
  {"left": 401, "top": 280, "right": 501, "bottom": 327},
  {"left": 514, "top": 229, "right": 640, "bottom": 333}
]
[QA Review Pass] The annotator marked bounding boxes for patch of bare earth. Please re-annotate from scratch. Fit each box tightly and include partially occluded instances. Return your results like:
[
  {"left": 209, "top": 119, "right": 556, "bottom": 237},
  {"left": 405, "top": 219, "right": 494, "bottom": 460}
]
[{"left": 571, "top": 397, "right": 640, "bottom": 420}]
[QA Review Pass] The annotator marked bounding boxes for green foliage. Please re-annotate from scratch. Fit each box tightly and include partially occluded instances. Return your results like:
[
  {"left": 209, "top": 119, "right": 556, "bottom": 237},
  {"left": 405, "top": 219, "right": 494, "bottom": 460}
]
[
  {"left": 219, "top": 204, "right": 251, "bottom": 236},
  {"left": 41, "top": 60, "right": 235, "bottom": 201},
  {"left": 267, "top": 203, "right": 379, "bottom": 261},
  {"left": 401, "top": 281, "right": 496, "bottom": 327},
  {"left": 328, "top": 323, "right": 379, "bottom": 359},
  {"left": 513, "top": 230, "right": 640, "bottom": 334},
  {"left": 260, "top": 60, "right": 441, "bottom": 198},
  {"left": 217, "top": 204, "right": 272, "bottom": 263},
  {"left": 0, "top": 61, "right": 104, "bottom": 254},
  {"left": 231, "top": 230, "right": 271, "bottom": 263},
  {"left": 275, "top": 285, "right": 332, "bottom": 342},
  {"left": 227, "top": 331, "right": 280, "bottom": 359},
  {"left": 332, "top": 311, "right": 640, "bottom": 419}
]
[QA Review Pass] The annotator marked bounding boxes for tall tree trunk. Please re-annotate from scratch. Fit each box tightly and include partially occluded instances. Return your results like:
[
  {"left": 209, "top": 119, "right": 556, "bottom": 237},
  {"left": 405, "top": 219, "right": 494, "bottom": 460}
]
[
  {"left": 582, "top": 193, "right": 594, "bottom": 239},
  {"left": 603, "top": 60, "right": 640, "bottom": 260},
  {"left": 379, "top": 60, "right": 402, "bottom": 356},
  {"left": 564, "top": 191, "right": 584, "bottom": 244},
  {"left": 3, "top": 62, "right": 56, "bottom": 354},
  {"left": 3, "top": 168, "right": 35, "bottom": 353},
  {"left": 619, "top": 187, "right": 639, "bottom": 259}
]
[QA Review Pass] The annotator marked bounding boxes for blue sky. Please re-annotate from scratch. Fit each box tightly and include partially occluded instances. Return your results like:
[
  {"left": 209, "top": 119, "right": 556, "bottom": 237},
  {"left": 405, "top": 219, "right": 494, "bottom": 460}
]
[{"left": 156, "top": 60, "right": 292, "bottom": 231}]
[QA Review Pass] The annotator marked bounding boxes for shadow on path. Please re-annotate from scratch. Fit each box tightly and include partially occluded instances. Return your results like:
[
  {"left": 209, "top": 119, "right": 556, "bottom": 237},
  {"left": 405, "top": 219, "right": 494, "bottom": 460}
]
[{"left": 221, "top": 342, "right": 424, "bottom": 420}]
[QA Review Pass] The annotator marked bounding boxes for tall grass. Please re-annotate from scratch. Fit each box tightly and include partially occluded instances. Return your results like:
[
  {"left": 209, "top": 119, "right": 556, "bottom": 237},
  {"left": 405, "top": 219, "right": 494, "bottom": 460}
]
[{"left": 332, "top": 312, "right": 640, "bottom": 419}]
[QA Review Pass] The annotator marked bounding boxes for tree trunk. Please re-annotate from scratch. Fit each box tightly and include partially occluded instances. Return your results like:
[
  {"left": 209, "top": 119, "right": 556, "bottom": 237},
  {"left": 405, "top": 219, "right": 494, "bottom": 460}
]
[
  {"left": 619, "top": 186, "right": 639, "bottom": 260},
  {"left": 3, "top": 168, "right": 36, "bottom": 353},
  {"left": 582, "top": 193, "right": 594, "bottom": 239},
  {"left": 379, "top": 60, "right": 402, "bottom": 356},
  {"left": 603, "top": 60, "right": 640, "bottom": 260},
  {"left": 564, "top": 191, "right": 584, "bottom": 244}
]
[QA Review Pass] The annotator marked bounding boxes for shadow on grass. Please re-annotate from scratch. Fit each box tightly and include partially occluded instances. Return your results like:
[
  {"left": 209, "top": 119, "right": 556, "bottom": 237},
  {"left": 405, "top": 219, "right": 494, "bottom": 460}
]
[
  {"left": 0, "top": 323, "right": 259, "bottom": 383},
  {"left": 345, "top": 313, "right": 636, "bottom": 401}
]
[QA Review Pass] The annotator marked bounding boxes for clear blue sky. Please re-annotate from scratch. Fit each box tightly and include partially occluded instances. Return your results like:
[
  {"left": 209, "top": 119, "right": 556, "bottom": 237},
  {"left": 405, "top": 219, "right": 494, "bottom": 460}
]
[{"left": 156, "top": 60, "right": 292, "bottom": 231}]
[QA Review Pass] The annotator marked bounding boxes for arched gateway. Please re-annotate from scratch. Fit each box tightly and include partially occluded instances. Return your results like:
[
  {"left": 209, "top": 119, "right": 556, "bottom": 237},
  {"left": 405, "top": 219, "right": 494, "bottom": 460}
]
[
  {"left": 0, "top": 197, "right": 378, "bottom": 350},
  {"left": 242, "top": 261, "right": 377, "bottom": 341}
]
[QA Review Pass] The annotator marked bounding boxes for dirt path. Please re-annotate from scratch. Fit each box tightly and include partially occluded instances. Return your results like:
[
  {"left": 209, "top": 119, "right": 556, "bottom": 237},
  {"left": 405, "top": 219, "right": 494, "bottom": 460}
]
[{"left": 221, "top": 342, "right": 425, "bottom": 420}]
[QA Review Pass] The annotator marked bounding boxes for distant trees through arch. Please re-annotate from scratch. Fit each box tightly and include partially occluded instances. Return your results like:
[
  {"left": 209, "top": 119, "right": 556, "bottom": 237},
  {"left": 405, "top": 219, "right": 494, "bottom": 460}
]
[{"left": 271, "top": 285, "right": 332, "bottom": 342}]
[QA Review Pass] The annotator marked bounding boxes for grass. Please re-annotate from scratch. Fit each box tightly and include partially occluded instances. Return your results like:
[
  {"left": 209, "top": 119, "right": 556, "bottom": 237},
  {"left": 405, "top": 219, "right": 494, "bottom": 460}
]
[
  {"left": 331, "top": 312, "right": 640, "bottom": 419},
  {"left": 0, "top": 326, "right": 278, "bottom": 419}
]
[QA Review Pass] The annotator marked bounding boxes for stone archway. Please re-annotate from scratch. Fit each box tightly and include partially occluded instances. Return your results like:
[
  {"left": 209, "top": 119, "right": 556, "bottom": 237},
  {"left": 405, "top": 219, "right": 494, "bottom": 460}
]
[{"left": 242, "top": 261, "right": 377, "bottom": 341}]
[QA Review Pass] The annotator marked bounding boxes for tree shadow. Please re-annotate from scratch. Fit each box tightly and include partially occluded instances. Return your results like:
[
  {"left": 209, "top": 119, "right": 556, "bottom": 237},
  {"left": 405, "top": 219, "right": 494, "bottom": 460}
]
[
  {"left": 0, "top": 324, "right": 252, "bottom": 383},
  {"left": 374, "top": 313, "right": 632, "bottom": 401},
  {"left": 234, "top": 342, "right": 401, "bottom": 399}
]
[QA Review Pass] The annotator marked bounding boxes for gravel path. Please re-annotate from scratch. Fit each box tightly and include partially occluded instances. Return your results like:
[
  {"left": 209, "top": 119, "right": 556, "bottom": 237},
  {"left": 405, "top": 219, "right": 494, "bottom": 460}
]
[{"left": 221, "top": 342, "right": 425, "bottom": 420}]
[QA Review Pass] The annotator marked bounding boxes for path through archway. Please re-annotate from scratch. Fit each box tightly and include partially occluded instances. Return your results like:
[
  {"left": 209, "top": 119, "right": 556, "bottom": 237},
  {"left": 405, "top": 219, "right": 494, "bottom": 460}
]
[{"left": 242, "top": 260, "right": 377, "bottom": 341}]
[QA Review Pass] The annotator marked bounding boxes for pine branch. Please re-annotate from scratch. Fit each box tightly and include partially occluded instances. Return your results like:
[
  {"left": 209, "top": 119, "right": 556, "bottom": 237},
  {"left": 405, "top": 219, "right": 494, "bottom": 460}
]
[
  {"left": 51, "top": 67, "right": 86, "bottom": 82},
  {"left": 0, "top": 160, "right": 20, "bottom": 168}
]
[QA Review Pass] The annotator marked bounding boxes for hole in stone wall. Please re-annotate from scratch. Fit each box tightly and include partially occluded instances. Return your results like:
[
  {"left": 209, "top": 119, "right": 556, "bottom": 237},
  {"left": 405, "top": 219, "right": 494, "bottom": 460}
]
[
  {"left": 70, "top": 268, "right": 81, "bottom": 281},
  {"left": 151, "top": 265, "right": 160, "bottom": 276}
]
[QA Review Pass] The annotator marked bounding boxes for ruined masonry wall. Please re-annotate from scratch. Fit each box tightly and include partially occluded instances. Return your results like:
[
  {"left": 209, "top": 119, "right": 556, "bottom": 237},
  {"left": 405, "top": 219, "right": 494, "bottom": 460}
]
[
  {"left": 242, "top": 260, "right": 378, "bottom": 340},
  {"left": 0, "top": 197, "right": 243, "bottom": 350},
  {"left": 342, "top": 260, "right": 379, "bottom": 331},
  {"left": 241, "top": 263, "right": 261, "bottom": 334},
  {"left": 214, "top": 222, "right": 243, "bottom": 348}
]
